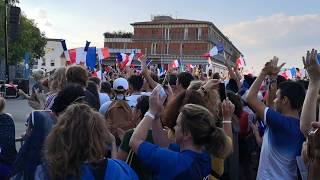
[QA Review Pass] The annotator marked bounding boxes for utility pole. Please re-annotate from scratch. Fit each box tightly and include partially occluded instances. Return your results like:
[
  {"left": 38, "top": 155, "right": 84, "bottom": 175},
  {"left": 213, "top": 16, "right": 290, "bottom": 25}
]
[{"left": 4, "top": 0, "right": 9, "bottom": 83}]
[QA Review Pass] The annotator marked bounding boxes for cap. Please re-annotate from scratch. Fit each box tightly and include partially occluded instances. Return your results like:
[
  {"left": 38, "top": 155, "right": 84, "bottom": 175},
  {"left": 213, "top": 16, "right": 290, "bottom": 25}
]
[{"left": 113, "top": 78, "right": 129, "bottom": 92}]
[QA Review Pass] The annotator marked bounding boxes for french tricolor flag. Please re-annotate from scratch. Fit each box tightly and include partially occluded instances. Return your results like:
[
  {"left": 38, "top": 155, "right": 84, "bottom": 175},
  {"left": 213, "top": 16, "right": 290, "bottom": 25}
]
[
  {"left": 116, "top": 52, "right": 127, "bottom": 62},
  {"left": 171, "top": 59, "right": 180, "bottom": 69},
  {"left": 61, "top": 40, "right": 70, "bottom": 62},
  {"left": 97, "top": 48, "right": 110, "bottom": 60},
  {"left": 187, "top": 64, "right": 194, "bottom": 69},
  {"left": 236, "top": 56, "right": 246, "bottom": 68},
  {"left": 126, "top": 51, "right": 135, "bottom": 67},
  {"left": 209, "top": 44, "right": 224, "bottom": 57}
]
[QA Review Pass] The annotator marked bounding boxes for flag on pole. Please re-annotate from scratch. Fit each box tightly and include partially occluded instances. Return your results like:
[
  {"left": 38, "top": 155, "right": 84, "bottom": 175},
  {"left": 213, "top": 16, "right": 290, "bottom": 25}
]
[
  {"left": 75, "top": 48, "right": 85, "bottom": 64},
  {"left": 126, "top": 51, "right": 135, "bottom": 67},
  {"left": 24, "top": 52, "right": 30, "bottom": 79},
  {"left": 97, "top": 48, "right": 110, "bottom": 60},
  {"left": 136, "top": 52, "right": 144, "bottom": 60},
  {"left": 209, "top": 44, "right": 224, "bottom": 57},
  {"left": 61, "top": 40, "right": 70, "bottom": 62},
  {"left": 171, "top": 59, "right": 181, "bottom": 69},
  {"left": 68, "top": 48, "right": 77, "bottom": 64},
  {"left": 86, "top": 47, "right": 97, "bottom": 70},
  {"left": 286, "top": 69, "right": 293, "bottom": 79},
  {"left": 290, "top": 68, "right": 297, "bottom": 77},
  {"left": 81, "top": 41, "right": 91, "bottom": 64},
  {"left": 116, "top": 52, "right": 127, "bottom": 62},
  {"left": 146, "top": 58, "right": 152, "bottom": 66},
  {"left": 236, "top": 56, "right": 246, "bottom": 68}
]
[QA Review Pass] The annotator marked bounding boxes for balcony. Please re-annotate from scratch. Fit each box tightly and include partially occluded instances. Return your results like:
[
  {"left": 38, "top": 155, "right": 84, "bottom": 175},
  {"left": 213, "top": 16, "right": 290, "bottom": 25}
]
[{"left": 132, "top": 34, "right": 208, "bottom": 41}]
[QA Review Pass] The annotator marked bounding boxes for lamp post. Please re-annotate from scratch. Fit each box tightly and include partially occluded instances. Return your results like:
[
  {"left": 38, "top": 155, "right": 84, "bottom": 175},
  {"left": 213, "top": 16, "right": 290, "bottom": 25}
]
[{"left": 4, "top": 0, "right": 9, "bottom": 83}]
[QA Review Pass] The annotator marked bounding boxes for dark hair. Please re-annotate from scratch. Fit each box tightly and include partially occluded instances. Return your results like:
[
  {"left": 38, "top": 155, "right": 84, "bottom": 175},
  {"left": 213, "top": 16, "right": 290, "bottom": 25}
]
[
  {"left": 128, "top": 75, "right": 144, "bottom": 91},
  {"left": 297, "top": 80, "right": 309, "bottom": 90},
  {"left": 88, "top": 77, "right": 101, "bottom": 86},
  {"left": 51, "top": 84, "right": 85, "bottom": 114},
  {"left": 180, "top": 104, "right": 228, "bottom": 158},
  {"left": 243, "top": 75, "right": 255, "bottom": 89},
  {"left": 86, "top": 81, "right": 100, "bottom": 105},
  {"left": 101, "top": 81, "right": 112, "bottom": 94},
  {"left": 226, "top": 90, "right": 243, "bottom": 118},
  {"left": 277, "top": 75, "right": 287, "bottom": 87},
  {"left": 163, "top": 90, "right": 205, "bottom": 129},
  {"left": 212, "top": 72, "right": 220, "bottom": 80},
  {"left": 66, "top": 65, "right": 88, "bottom": 87},
  {"left": 226, "top": 79, "right": 239, "bottom": 93},
  {"left": 278, "top": 81, "right": 305, "bottom": 110},
  {"left": 168, "top": 74, "right": 177, "bottom": 86},
  {"left": 136, "top": 95, "right": 149, "bottom": 118},
  {"left": 177, "top": 72, "right": 194, "bottom": 89}
]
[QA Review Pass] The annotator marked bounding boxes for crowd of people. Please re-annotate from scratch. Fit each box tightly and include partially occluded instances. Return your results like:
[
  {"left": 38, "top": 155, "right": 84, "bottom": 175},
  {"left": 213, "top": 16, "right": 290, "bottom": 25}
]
[{"left": 0, "top": 50, "right": 319, "bottom": 180}]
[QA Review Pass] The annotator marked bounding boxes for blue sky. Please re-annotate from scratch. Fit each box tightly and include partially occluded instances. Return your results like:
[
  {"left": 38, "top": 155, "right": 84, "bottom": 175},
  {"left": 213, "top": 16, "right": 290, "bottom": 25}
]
[{"left": 20, "top": 0, "right": 320, "bottom": 72}]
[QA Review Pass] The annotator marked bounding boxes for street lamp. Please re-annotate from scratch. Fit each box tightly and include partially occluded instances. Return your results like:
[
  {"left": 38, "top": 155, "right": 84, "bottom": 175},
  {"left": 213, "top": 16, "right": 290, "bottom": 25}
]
[{"left": 4, "top": 0, "right": 9, "bottom": 83}]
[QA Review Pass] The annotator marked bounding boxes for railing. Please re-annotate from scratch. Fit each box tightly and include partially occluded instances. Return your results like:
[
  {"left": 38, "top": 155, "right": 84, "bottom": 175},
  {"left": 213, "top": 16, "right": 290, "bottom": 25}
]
[{"left": 15, "top": 137, "right": 24, "bottom": 148}]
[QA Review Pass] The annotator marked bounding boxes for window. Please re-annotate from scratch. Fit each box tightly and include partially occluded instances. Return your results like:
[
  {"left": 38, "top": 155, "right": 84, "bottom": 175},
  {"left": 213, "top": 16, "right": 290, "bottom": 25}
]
[
  {"left": 50, "top": 59, "right": 55, "bottom": 66},
  {"left": 164, "top": 28, "right": 170, "bottom": 40},
  {"left": 151, "top": 43, "right": 157, "bottom": 54},
  {"left": 196, "top": 28, "right": 202, "bottom": 40},
  {"left": 184, "top": 28, "right": 188, "bottom": 40},
  {"left": 165, "top": 43, "right": 170, "bottom": 54},
  {"left": 180, "top": 43, "right": 184, "bottom": 55},
  {"left": 41, "top": 58, "right": 46, "bottom": 66}
]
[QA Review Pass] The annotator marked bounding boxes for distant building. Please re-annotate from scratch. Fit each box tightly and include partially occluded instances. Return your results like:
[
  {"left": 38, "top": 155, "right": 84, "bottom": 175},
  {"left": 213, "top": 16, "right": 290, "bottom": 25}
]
[
  {"left": 104, "top": 16, "right": 242, "bottom": 73},
  {"left": 37, "top": 38, "right": 66, "bottom": 72}
]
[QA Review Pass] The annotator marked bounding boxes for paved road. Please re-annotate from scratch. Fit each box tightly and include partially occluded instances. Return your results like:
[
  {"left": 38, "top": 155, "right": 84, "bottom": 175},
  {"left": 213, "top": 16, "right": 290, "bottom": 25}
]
[{"left": 4, "top": 98, "right": 33, "bottom": 137}]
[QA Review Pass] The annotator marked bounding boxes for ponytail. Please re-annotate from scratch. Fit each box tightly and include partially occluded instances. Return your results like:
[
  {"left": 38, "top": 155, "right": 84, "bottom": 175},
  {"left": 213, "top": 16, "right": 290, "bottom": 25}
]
[{"left": 205, "top": 127, "right": 231, "bottom": 158}]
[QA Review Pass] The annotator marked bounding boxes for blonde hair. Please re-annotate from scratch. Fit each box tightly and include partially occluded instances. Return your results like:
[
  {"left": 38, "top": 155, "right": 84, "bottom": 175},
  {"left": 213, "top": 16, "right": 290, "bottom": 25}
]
[
  {"left": 49, "top": 67, "right": 67, "bottom": 92},
  {"left": 188, "top": 80, "right": 206, "bottom": 91},
  {"left": 32, "top": 69, "right": 45, "bottom": 81}
]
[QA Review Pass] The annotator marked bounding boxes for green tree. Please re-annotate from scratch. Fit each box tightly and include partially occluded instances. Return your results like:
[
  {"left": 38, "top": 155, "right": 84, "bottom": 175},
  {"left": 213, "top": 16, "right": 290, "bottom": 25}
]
[{"left": 0, "top": 0, "right": 46, "bottom": 65}]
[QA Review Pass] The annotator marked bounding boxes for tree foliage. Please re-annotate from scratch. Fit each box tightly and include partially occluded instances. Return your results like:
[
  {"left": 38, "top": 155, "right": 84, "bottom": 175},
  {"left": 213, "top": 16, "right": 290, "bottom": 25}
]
[{"left": 0, "top": 0, "right": 46, "bottom": 65}]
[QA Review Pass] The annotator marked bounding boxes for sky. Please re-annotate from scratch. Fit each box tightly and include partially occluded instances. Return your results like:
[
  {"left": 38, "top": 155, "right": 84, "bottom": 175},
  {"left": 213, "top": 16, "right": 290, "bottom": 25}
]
[{"left": 19, "top": 0, "right": 320, "bottom": 71}]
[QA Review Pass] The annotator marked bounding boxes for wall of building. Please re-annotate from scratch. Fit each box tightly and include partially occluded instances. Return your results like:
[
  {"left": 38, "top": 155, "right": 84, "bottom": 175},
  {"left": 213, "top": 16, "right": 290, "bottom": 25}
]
[{"left": 37, "top": 40, "right": 65, "bottom": 72}]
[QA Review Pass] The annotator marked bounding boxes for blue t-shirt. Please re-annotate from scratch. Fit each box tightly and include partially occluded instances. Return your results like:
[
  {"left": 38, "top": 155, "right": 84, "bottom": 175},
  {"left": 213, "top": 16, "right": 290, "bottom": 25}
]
[
  {"left": 257, "top": 108, "right": 305, "bottom": 180},
  {"left": 137, "top": 141, "right": 211, "bottom": 180}
]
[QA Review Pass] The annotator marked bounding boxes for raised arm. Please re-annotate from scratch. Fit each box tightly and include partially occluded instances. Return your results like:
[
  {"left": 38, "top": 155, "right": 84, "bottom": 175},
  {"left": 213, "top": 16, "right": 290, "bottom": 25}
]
[
  {"left": 140, "top": 55, "right": 158, "bottom": 90},
  {"left": 300, "top": 49, "right": 320, "bottom": 137},
  {"left": 129, "top": 86, "right": 165, "bottom": 153},
  {"left": 246, "top": 57, "right": 285, "bottom": 119}
]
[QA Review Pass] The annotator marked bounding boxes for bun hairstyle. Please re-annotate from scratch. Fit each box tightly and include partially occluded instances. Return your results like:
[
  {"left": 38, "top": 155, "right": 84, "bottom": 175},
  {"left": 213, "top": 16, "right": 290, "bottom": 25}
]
[{"left": 180, "top": 104, "right": 228, "bottom": 158}]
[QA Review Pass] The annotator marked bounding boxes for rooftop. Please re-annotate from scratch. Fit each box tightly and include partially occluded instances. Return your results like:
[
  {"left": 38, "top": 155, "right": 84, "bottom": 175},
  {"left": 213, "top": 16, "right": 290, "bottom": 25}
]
[
  {"left": 131, "top": 16, "right": 242, "bottom": 55},
  {"left": 131, "top": 16, "right": 212, "bottom": 26}
]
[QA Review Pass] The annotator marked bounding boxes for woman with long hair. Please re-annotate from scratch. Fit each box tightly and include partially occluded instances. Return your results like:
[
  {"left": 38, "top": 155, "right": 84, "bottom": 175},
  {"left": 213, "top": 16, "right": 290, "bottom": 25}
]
[
  {"left": 129, "top": 86, "right": 234, "bottom": 179},
  {"left": 35, "top": 103, "right": 137, "bottom": 179}
]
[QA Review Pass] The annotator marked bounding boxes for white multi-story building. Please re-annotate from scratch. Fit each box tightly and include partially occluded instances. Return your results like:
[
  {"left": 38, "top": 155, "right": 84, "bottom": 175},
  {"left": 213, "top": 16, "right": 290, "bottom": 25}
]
[{"left": 37, "top": 38, "right": 66, "bottom": 72}]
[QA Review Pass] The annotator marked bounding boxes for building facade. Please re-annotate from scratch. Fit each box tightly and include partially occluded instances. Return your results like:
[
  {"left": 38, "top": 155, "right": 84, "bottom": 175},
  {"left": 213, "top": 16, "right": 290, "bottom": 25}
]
[
  {"left": 37, "top": 38, "right": 66, "bottom": 72},
  {"left": 104, "top": 16, "right": 242, "bottom": 72}
]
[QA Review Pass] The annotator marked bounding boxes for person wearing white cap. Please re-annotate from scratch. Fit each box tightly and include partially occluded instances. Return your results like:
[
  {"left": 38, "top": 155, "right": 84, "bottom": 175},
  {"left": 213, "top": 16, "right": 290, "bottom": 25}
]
[{"left": 99, "top": 78, "right": 133, "bottom": 115}]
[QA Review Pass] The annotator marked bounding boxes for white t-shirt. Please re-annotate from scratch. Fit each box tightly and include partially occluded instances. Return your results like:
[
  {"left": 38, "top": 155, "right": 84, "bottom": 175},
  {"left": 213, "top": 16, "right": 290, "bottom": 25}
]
[
  {"left": 126, "top": 92, "right": 151, "bottom": 108},
  {"left": 99, "top": 93, "right": 110, "bottom": 106}
]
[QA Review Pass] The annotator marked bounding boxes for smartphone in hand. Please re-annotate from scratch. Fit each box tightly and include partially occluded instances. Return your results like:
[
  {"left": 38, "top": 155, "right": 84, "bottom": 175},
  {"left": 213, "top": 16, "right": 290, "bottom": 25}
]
[{"left": 219, "top": 82, "right": 226, "bottom": 102}]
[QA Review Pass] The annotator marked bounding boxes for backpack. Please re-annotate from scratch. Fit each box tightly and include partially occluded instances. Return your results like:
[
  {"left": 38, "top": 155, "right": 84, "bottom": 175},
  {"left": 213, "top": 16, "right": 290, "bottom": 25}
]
[{"left": 105, "top": 99, "right": 135, "bottom": 143}]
